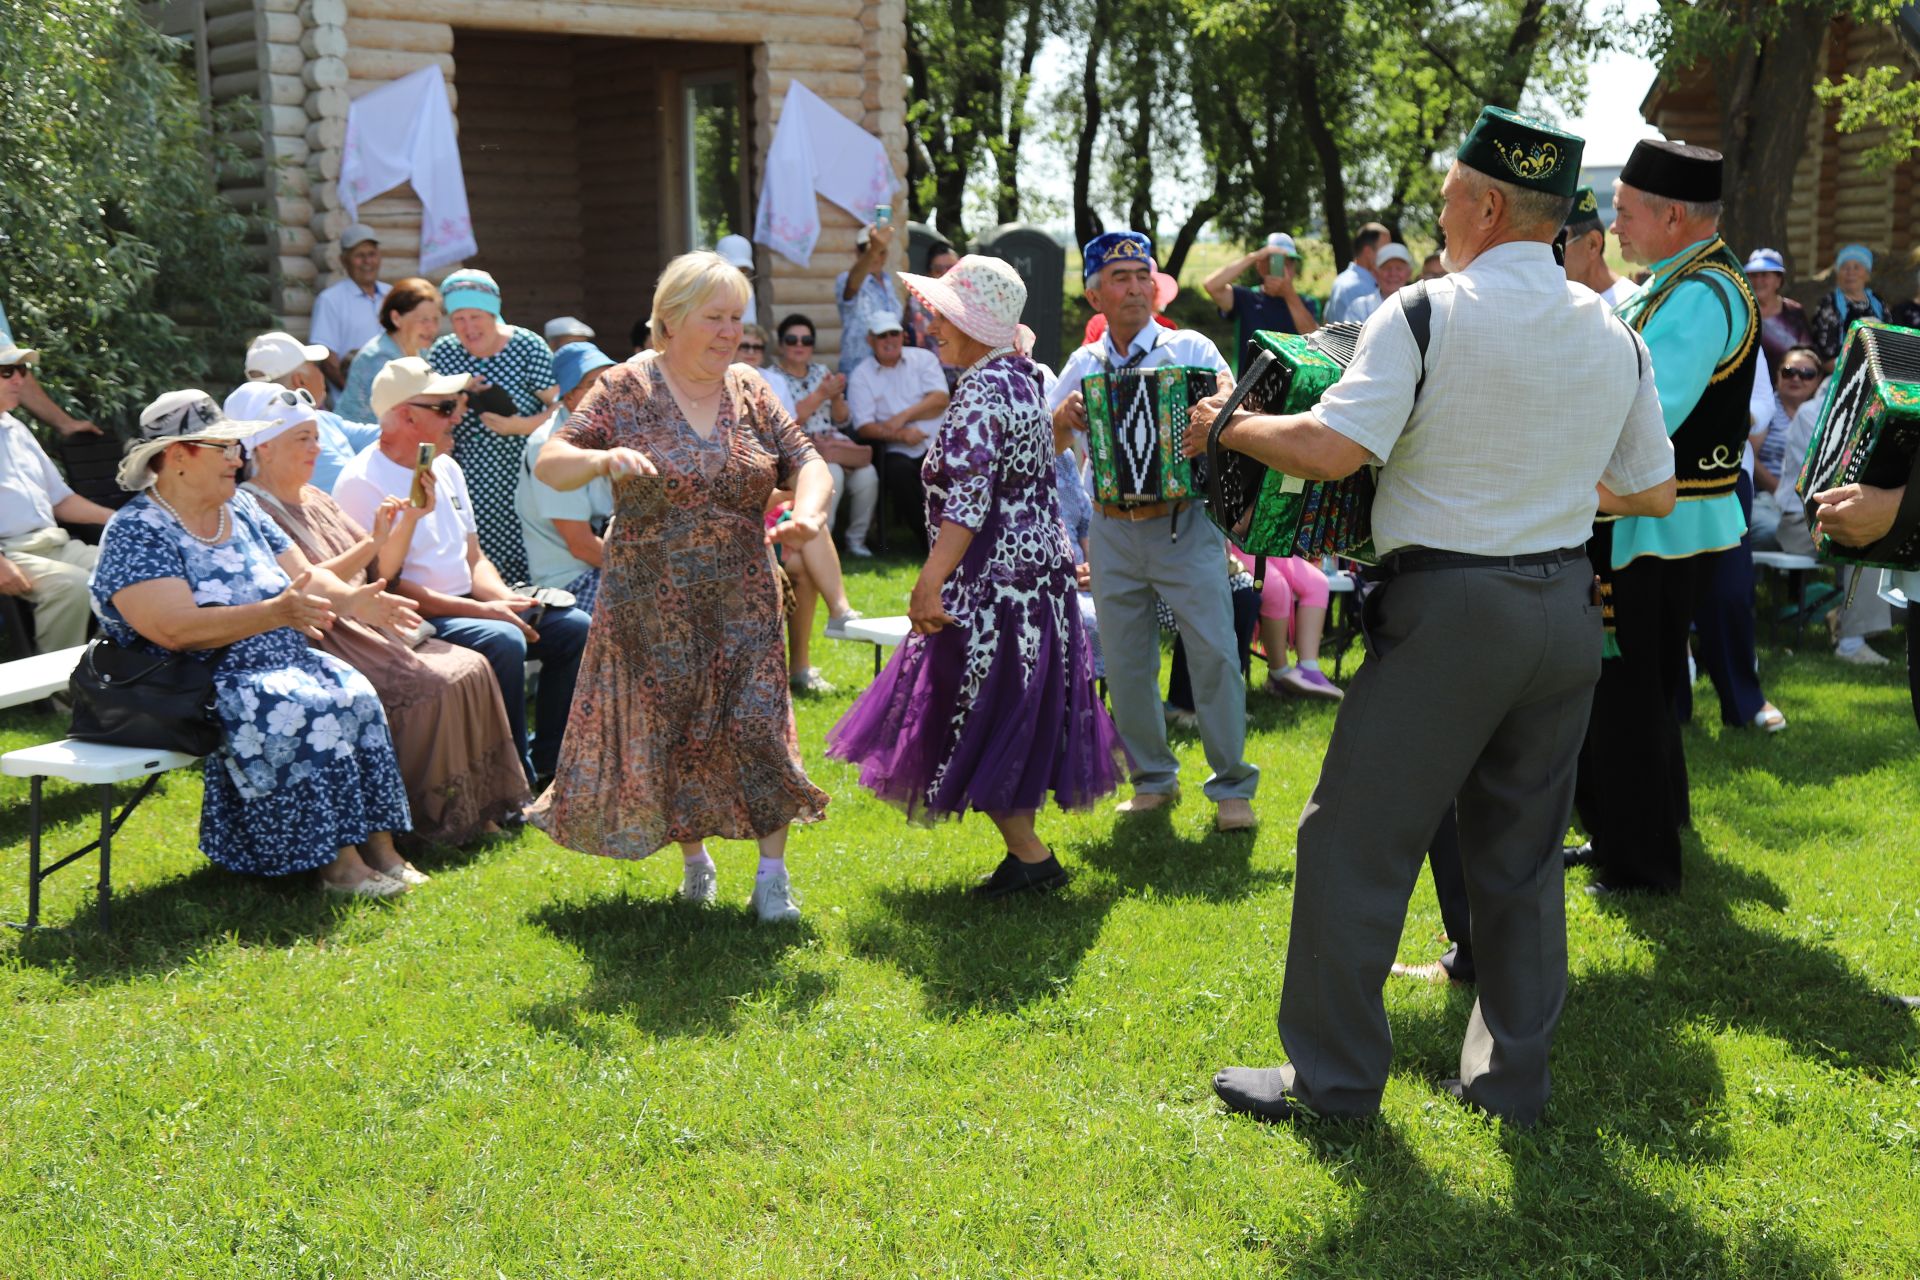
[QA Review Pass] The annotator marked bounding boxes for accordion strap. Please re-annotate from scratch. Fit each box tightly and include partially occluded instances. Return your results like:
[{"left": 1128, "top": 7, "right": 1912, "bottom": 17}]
[{"left": 1400, "top": 281, "right": 1433, "bottom": 399}]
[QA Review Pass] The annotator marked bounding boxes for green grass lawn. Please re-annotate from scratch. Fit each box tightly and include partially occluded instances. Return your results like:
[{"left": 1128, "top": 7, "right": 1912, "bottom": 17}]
[{"left": 3, "top": 554, "right": 1917, "bottom": 1277}]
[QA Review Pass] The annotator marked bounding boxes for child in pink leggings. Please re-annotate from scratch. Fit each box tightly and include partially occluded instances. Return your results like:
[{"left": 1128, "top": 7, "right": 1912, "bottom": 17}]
[{"left": 1228, "top": 548, "right": 1343, "bottom": 701}]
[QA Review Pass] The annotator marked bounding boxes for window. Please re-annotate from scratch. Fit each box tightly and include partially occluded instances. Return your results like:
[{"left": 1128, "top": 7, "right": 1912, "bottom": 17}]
[{"left": 685, "top": 73, "right": 742, "bottom": 250}]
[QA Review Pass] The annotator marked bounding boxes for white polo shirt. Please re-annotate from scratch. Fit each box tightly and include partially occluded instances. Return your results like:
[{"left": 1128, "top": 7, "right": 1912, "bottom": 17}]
[
  {"left": 1048, "top": 324, "right": 1232, "bottom": 415},
  {"left": 0, "top": 412, "right": 71, "bottom": 539},
  {"left": 310, "top": 278, "right": 392, "bottom": 365},
  {"left": 330, "top": 447, "right": 477, "bottom": 596},
  {"left": 1310, "top": 241, "right": 1674, "bottom": 557},
  {"left": 847, "top": 345, "right": 948, "bottom": 460}
]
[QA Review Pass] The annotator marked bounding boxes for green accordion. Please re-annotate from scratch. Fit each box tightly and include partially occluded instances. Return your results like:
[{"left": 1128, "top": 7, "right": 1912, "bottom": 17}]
[
  {"left": 1794, "top": 318, "right": 1920, "bottom": 570},
  {"left": 1081, "top": 364, "right": 1217, "bottom": 504},
  {"left": 1202, "top": 324, "right": 1376, "bottom": 562}
]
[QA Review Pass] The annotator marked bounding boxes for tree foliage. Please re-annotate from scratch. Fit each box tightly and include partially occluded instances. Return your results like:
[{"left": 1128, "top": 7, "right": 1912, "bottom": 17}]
[{"left": 0, "top": 0, "right": 268, "bottom": 426}]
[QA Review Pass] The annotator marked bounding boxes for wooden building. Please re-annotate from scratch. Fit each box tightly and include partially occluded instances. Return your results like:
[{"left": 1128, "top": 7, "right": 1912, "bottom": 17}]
[
  {"left": 144, "top": 0, "right": 907, "bottom": 361},
  {"left": 1642, "top": 12, "right": 1920, "bottom": 296}
]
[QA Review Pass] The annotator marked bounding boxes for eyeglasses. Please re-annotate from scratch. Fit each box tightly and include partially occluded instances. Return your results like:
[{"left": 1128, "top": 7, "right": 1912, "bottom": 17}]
[
  {"left": 406, "top": 399, "right": 460, "bottom": 418},
  {"left": 182, "top": 441, "right": 243, "bottom": 460},
  {"left": 0, "top": 366, "right": 26, "bottom": 380},
  {"left": 739, "top": 343, "right": 766, "bottom": 353},
  {"left": 1780, "top": 367, "right": 1820, "bottom": 381},
  {"left": 781, "top": 334, "right": 816, "bottom": 347}
]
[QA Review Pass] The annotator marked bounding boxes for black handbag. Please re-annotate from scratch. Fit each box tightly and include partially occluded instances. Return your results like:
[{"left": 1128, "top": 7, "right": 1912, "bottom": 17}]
[{"left": 68, "top": 639, "right": 226, "bottom": 756}]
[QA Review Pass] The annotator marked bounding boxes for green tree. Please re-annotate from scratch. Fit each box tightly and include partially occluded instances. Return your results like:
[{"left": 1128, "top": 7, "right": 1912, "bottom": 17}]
[{"left": 0, "top": 0, "right": 268, "bottom": 427}]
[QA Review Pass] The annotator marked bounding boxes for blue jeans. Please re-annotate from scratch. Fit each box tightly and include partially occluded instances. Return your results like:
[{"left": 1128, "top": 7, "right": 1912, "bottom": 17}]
[{"left": 433, "top": 605, "right": 590, "bottom": 782}]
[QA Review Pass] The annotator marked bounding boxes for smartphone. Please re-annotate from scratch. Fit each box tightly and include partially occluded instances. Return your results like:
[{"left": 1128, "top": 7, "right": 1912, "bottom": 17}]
[
  {"left": 873, "top": 203, "right": 891, "bottom": 227},
  {"left": 409, "top": 443, "right": 434, "bottom": 508}
]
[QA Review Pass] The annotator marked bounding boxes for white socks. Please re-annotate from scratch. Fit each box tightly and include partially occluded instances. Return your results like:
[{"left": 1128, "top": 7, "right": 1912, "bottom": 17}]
[
  {"left": 683, "top": 848, "right": 714, "bottom": 869},
  {"left": 757, "top": 856, "right": 784, "bottom": 880}
]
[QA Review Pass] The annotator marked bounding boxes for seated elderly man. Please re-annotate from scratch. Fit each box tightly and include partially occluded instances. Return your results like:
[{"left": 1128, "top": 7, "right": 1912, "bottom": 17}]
[
  {"left": 0, "top": 336, "right": 117, "bottom": 651},
  {"left": 244, "top": 331, "right": 380, "bottom": 491},
  {"left": 515, "top": 342, "right": 615, "bottom": 614},
  {"left": 847, "top": 307, "right": 949, "bottom": 550},
  {"left": 332, "top": 357, "right": 590, "bottom": 788}
]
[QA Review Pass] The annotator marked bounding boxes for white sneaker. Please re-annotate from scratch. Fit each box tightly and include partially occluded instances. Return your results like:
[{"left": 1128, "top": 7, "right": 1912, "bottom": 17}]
[
  {"left": 789, "top": 667, "right": 837, "bottom": 695},
  {"left": 680, "top": 860, "right": 717, "bottom": 904},
  {"left": 748, "top": 865, "right": 802, "bottom": 923},
  {"left": 846, "top": 543, "right": 874, "bottom": 559},
  {"left": 1835, "top": 643, "right": 1891, "bottom": 666}
]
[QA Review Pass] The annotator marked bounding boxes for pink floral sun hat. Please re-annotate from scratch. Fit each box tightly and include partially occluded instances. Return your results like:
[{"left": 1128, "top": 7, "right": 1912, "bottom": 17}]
[{"left": 899, "top": 254, "right": 1027, "bottom": 349}]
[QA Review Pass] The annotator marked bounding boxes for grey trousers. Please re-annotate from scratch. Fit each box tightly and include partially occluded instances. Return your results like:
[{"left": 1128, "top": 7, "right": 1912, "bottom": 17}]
[
  {"left": 1277, "top": 556, "right": 1600, "bottom": 1124},
  {"left": 1088, "top": 509, "right": 1257, "bottom": 801}
]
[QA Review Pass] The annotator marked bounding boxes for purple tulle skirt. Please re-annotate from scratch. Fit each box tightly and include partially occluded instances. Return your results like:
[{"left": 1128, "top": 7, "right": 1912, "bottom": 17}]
[{"left": 827, "top": 593, "right": 1127, "bottom": 823}]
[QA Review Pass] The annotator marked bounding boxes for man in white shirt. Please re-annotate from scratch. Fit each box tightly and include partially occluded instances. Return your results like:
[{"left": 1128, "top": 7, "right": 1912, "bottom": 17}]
[
  {"left": 332, "top": 357, "right": 589, "bottom": 787},
  {"left": 244, "top": 331, "right": 381, "bottom": 492},
  {"left": 308, "top": 224, "right": 391, "bottom": 389},
  {"left": 1200, "top": 108, "right": 1676, "bottom": 1128},
  {"left": 0, "top": 339, "right": 117, "bottom": 651},
  {"left": 847, "top": 309, "right": 948, "bottom": 550},
  {"left": 1050, "top": 231, "right": 1257, "bottom": 834}
]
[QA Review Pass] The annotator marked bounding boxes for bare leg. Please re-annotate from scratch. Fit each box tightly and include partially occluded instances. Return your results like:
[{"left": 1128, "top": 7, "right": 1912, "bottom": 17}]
[
  {"left": 987, "top": 811, "right": 1050, "bottom": 863},
  {"left": 1295, "top": 603, "right": 1328, "bottom": 666},
  {"left": 798, "top": 530, "right": 853, "bottom": 616},
  {"left": 786, "top": 552, "right": 817, "bottom": 671},
  {"left": 1257, "top": 616, "right": 1291, "bottom": 676},
  {"left": 317, "top": 845, "right": 381, "bottom": 887},
  {"left": 756, "top": 825, "right": 789, "bottom": 862}
]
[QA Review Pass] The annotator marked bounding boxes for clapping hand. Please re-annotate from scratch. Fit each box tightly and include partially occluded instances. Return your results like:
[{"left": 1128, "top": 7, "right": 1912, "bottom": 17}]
[
  {"left": 273, "top": 570, "right": 336, "bottom": 640},
  {"left": 343, "top": 577, "right": 425, "bottom": 634}
]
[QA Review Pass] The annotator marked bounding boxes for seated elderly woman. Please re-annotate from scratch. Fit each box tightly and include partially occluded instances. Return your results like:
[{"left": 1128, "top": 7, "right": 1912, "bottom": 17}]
[
  {"left": 534, "top": 250, "right": 835, "bottom": 923},
  {"left": 228, "top": 381, "right": 532, "bottom": 845},
  {"left": 90, "top": 391, "right": 427, "bottom": 896}
]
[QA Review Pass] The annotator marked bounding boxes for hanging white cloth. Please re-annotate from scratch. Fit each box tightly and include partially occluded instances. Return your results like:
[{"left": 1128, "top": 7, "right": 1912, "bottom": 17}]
[
  {"left": 340, "top": 66, "right": 477, "bottom": 272},
  {"left": 753, "top": 80, "right": 900, "bottom": 268}
]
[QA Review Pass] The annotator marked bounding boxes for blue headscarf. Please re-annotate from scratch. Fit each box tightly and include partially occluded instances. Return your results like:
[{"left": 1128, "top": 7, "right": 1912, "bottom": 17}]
[{"left": 1832, "top": 244, "right": 1885, "bottom": 322}]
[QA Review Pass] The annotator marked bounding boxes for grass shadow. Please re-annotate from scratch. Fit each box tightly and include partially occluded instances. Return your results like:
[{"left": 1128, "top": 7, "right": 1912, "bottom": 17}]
[
  {"left": 1072, "top": 808, "right": 1288, "bottom": 903},
  {"left": 14, "top": 863, "right": 363, "bottom": 985},
  {"left": 524, "top": 890, "right": 831, "bottom": 1046}
]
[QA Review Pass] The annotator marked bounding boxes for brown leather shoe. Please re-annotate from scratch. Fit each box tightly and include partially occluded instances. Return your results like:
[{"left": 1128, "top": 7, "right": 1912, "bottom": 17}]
[
  {"left": 1215, "top": 798, "right": 1257, "bottom": 831},
  {"left": 1115, "top": 788, "right": 1179, "bottom": 815}
]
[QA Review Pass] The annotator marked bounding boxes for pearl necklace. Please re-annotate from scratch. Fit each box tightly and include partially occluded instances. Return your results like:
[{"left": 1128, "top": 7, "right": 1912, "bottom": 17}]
[{"left": 148, "top": 487, "right": 229, "bottom": 545}]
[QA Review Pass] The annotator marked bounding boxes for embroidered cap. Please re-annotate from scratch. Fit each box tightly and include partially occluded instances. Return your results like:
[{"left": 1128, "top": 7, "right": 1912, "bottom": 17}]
[
  {"left": 1456, "top": 105, "right": 1583, "bottom": 198},
  {"left": 1564, "top": 185, "right": 1604, "bottom": 232},
  {"left": 1082, "top": 231, "right": 1156, "bottom": 283},
  {"left": 1619, "top": 138, "right": 1722, "bottom": 204},
  {"left": 899, "top": 254, "right": 1027, "bottom": 349}
]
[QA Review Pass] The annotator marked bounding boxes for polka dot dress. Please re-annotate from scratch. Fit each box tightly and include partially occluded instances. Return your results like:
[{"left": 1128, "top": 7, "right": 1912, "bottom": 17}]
[{"left": 427, "top": 326, "right": 557, "bottom": 584}]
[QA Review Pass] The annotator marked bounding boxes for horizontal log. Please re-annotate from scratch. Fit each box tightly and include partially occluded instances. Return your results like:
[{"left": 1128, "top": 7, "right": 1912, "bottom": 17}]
[
  {"left": 761, "top": 40, "right": 865, "bottom": 73},
  {"left": 266, "top": 72, "right": 307, "bottom": 106},
  {"left": 274, "top": 164, "right": 312, "bottom": 198},
  {"left": 305, "top": 0, "right": 349, "bottom": 25},
  {"left": 462, "top": 153, "right": 578, "bottom": 179},
  {"left": 222, "top": 185, "right": 271, "bottom": 211},
  {"left": 304, "top": 56, "right": 350, "bottom": 89},
  {"left": 351, "top": 0, "right": 861, "bottom": 44},
  {"left": 345, "top": 47, "right": 456, "bottom": 81},
  {"left": 210, "top": 9, "right": 298, "bottom": 44},
  {"left": 264, "top": 0, "right": 299, "bottom": 11},
  {"left": 210, "top": 40, "right": 262, "bottom": 74},
  {"left": 346, "top": 79, "right": 459, "bottom": 112},
  {"left": 205, "top": 0, "right": 256, "bottom": 16},
  {"left": 302, "top": 26, "right": 350, "bottom": 58},
  {"left": 343, "top": 17, "right": 454, "bottom": 53},
  {"left": 267, "top": 132, "right": 311, "bottom": 165},
  {"left": 280, "top": 254, "right": 320, "bottom": 283},
  {"left": 306, "top": 86, "right": 352, "bottom": 121}
]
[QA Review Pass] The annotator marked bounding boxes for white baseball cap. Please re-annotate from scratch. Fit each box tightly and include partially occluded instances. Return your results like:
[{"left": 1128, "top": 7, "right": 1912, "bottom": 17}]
[
  {"left": 0, "top": 340, "right": 39, "bottom": 367},
  {"left": 224, "top": 381, "right": 320, "bottom": 451},
  {"left": 341, "top": 223, "right": 380, "bottom": 250},
  {"left": 544, "top": 315, "right": 596, "bottom": 342},
  {"left": 371, "top": 356, "right": 472, "bottom": 419},
  {"left": 866, "top": 309, "right": 905, "bottom": 335},
  {"left": 1374, "top": 243, "right": 1414, "bottom": 269},
  {"left": 715, "top": 234, "right": 755, "bottom": 269},
  {"left": 245, "top": 331, "right": 329, "bottom": 381}
]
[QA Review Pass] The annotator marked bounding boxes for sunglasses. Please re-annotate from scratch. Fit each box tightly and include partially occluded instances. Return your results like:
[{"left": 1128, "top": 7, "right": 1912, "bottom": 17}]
[
  {"left": 781, "top": 334, "right": 815, "bottom": 347},
  {"left": 182, "top": 440, "right": 243, "bottom": 460},
  {"left": 1780, "top": 367, "right": 1820, "bottom": 381},
  {"left": 738, "top": 342, "right": 766, "bottom": 353},
  {"left": 273, "top": 387, "right": 317, "bottom": 407},
  {"left": 0, "top": 366, "right": 26, "bottom": 380},
  {"left": 406, "top": 399, "right": 460, "bottom": 418}
]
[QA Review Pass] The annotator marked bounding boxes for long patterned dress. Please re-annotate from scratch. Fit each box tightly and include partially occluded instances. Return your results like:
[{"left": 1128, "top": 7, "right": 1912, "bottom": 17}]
[
  {"left": 828, "top": 352, "right": 1126, "bottom": 820},
  {"left": 537, "top": 355, "right": 830, "bottom": 857},
  {"left": 89, "top": 492, "right": 412, "bottom": 875},
  {"left": 427, "top": 325, "right": 557, "bottom": 584},
  {"left": 245, "top": 483, "right": 531, "bottom": 843}
]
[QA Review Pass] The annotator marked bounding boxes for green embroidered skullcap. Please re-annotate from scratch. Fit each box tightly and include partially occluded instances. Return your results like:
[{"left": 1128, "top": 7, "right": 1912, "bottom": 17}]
[
  {"left": 1564, "top": 185, "right": 1604, "bottom": 232},
  {"left": 1456, "top": 105, "right": 1583, "bottom": 198}
]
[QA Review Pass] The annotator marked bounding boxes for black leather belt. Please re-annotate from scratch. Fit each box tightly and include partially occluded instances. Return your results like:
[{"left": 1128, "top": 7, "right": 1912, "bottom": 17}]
[{"left": 1381, "top": 545, "right": 1587, "bottom": 575}]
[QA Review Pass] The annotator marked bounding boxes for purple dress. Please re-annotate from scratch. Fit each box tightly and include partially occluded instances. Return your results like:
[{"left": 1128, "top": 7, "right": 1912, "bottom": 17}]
[{"left": 828, "top": 353, "right": 1126, "bottom": 820}]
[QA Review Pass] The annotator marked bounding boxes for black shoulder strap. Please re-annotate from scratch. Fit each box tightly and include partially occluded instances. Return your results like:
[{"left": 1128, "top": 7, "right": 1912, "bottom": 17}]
[{"left": 1401, "top": 280, "right": 1433, "bottom": 398}]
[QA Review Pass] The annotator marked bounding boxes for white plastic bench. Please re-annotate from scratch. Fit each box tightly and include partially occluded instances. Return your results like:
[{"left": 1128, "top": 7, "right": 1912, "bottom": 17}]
[
  {"left": 834, "top": 615, "right": 912, "bottom": 676},
  {"left": 1750, "top": 551, "right": 1829, "bottom": 643},
  {"left": 0, "top": 646, "right": 200, "bottom": 929}
]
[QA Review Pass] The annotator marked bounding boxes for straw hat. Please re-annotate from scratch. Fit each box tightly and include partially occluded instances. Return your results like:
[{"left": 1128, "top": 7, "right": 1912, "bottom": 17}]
[
  {"left": 898, "top": 255, "right": 1027, "bottom": 349},
  {"left": 118, "top": 391, "right": 269, "bottom": 491}
]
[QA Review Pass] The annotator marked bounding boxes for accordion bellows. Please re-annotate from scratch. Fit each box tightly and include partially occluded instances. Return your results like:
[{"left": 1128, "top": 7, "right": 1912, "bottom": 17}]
[
  {"left": 1795, "top": 319, "right": 1920, "bottom": 570},
  {"left": 1203, "top": 324, "right": 1376, "bottom": 562}
]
